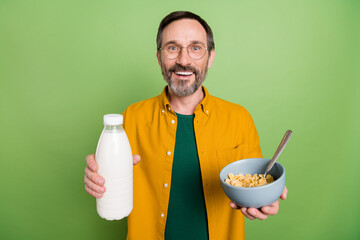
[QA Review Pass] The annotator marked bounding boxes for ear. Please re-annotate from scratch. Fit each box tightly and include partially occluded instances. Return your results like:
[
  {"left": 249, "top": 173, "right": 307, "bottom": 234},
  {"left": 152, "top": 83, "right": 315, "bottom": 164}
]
[
  {"left": 156, "top": 51, "right": 161, "bottom": 66},
  {"left": 207, "top": 49, "right": 215, "bottom": 69}
]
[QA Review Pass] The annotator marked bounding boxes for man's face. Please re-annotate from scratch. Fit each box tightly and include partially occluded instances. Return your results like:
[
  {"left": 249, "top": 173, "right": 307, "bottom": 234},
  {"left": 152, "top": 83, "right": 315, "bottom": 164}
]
[{"left": 157, "top": 19, "right": 215, "bottom": 96}]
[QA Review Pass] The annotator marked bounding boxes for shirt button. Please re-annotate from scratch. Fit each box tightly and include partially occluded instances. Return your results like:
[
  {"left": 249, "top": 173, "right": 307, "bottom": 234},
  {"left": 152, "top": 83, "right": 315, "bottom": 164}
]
[
  {"left": 161, "top": 213, "right": 165, "bottom": 217},
  {"left": 167, "top": 151, "right": 171, "bottom": 156},
  {"left": 171, "top": 120, "right": 175, "bottom": 124},
  {"left": 168, "top": 107, "right": 171, "bottom": 111},
  {"left": 161, "top": 109, "right": 165, "bottom": 113},
  {"left": 164, "top": 183, "right": 168, "bottom": 187},
  {"left": 206, "top": 110, "right": 209, "bottom": 114}
]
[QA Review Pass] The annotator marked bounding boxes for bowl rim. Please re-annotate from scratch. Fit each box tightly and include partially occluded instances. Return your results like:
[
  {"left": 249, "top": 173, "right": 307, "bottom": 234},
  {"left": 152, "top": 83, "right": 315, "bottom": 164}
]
[{"left": 219, "top": 158, "right": 286, "bottom": 190}]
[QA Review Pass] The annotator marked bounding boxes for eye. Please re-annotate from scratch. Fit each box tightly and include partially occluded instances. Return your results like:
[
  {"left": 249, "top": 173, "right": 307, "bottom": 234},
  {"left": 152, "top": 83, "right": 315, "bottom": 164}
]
[
  {"left": 191, "top": 45, "right": 202, "bottom": 51},
  {"left": 166, "top": 45, "right": 179, "bottom": 52}
]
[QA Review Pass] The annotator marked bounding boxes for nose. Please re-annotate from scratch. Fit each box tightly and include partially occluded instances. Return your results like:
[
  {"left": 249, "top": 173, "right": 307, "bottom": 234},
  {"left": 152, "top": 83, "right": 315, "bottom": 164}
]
[{"left": 175, "top": 47, "right": 191, "bottom": 66}]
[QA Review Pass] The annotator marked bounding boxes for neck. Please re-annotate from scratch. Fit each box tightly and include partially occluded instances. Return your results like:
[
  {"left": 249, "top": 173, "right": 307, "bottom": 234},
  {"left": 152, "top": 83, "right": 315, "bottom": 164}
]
[{"left": 166, "top": 86, "right": 204, "bottom": 115}]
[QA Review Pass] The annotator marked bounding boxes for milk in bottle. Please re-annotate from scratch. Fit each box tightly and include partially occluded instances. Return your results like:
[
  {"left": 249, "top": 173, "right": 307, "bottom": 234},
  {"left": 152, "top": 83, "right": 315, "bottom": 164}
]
[{"left": 95, "top": 114, "right": 133, "bottom": 220}]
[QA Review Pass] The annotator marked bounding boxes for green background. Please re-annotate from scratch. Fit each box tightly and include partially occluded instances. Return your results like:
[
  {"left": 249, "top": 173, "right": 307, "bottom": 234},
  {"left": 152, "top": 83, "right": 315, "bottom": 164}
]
[{"left": 0, "top": 0, "right": 359, "bottom": 239}]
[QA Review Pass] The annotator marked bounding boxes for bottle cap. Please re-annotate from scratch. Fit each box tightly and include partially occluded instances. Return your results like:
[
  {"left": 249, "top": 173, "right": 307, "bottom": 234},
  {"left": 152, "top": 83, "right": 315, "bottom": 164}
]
[{"left": 103, "top": 114, "right": 123, "bottom": 125}]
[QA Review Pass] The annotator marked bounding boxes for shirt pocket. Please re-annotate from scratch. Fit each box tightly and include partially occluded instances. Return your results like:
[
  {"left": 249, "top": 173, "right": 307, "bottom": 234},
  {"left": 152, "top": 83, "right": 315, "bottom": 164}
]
[{"left": 216, "top": 143, "right": 248, "bottom": 172}]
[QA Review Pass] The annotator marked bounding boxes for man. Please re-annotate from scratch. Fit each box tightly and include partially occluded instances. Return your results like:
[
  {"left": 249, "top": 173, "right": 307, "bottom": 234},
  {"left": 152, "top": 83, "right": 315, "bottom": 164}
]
[{"left": 84, "top": 11, "right": 287, "bottom": 239}]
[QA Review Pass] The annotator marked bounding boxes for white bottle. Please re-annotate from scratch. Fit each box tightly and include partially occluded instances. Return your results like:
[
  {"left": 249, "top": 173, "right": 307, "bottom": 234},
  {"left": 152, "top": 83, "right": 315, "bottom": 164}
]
[{"left": 95, "top": 114, "right": 133, "bottom": 220}]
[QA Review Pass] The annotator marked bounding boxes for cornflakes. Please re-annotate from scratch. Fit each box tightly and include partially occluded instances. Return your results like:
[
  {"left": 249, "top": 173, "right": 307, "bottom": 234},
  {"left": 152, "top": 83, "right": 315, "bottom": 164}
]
[{"left": 225, "top": 173, "right": 274, "bottom": 187}]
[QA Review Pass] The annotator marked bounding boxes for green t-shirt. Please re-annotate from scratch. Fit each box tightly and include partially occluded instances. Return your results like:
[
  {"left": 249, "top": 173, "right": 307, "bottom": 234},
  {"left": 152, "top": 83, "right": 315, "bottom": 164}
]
[{"left": 165, "top": 113, "right": 208, "bottom": 239}]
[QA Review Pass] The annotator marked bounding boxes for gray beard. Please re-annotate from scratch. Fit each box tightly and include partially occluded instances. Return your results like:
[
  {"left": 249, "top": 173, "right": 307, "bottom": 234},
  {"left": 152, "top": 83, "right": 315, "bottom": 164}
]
[
  {"left": 160, "top": 62, "right": 208, "bottom": 97},
  {"left": 168, "top": 76, "right": 203, "bottom": 96}
]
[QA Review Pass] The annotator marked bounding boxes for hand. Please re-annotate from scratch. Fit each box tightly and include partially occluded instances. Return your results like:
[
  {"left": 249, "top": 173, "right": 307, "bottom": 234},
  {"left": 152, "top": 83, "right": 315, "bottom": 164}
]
[
  {"left": 84, "top": 154, "right": 141, "bottom": 198},
  {"left": 229, "top": 186, "right": 288, "bottom": 220}
]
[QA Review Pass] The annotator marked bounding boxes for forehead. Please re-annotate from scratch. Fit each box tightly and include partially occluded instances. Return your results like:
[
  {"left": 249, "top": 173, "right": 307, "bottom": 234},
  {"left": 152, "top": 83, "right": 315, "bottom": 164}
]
[{"left": 162, "top": 19, "right": 207, "bottom": 46}]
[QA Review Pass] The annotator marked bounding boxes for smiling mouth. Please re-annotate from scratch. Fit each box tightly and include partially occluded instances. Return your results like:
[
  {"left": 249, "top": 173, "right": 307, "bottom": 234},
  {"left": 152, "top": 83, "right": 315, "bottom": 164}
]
[{"left": 174, "top": 71, "right": 193, "bottom": 76}]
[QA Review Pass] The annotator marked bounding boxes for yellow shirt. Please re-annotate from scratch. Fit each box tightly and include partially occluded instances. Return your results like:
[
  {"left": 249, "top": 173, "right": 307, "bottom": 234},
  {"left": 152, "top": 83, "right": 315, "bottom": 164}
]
[{"left": 123, "top": 86, "right": 262, "bottom": 240}]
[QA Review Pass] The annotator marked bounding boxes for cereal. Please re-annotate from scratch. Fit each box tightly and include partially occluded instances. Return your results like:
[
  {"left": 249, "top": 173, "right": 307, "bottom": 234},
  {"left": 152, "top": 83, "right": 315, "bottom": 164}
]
[{"left": 225, "top": 173, "right": 274, "bottom": 187}]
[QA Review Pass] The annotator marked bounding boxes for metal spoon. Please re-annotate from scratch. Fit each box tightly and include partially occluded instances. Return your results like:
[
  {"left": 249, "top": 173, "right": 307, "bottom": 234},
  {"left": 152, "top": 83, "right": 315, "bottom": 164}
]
[{"left": 264, "top": 130, "right": 292, "bottom": 178}]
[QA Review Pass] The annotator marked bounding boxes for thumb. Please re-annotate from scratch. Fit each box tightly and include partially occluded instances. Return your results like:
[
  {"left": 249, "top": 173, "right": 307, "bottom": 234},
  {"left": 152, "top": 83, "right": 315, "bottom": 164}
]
[{"left": 133, "top": 154, "right": 141, "bottom": 165}]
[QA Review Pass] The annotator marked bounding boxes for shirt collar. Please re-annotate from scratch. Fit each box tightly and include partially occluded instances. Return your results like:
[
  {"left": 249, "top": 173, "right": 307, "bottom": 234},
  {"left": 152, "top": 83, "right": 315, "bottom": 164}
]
[
  {"left": 158, "top": 85, "right": 211, "bottom": 117},
  {"left": 195, "top": 86, "right": 210, "bottom": 117}
]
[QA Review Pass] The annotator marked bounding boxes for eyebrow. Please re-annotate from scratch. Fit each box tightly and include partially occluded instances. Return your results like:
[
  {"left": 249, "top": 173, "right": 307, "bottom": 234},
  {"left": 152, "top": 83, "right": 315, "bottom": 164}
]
[{"left": 163, "top": 40, "right": 206, "bottom": 46}]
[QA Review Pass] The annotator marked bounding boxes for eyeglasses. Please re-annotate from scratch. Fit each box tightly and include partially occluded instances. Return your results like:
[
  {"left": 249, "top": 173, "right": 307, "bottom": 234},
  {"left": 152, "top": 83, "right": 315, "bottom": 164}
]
[{"left": 160, "top": 43, "right": 208, "bottom": 60}]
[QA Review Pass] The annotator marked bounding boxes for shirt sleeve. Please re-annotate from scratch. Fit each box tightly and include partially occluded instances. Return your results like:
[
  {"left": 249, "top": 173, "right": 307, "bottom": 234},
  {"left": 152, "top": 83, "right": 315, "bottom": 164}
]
[{"left": 247, "top": 112, "right": 263, "bottom": 158}]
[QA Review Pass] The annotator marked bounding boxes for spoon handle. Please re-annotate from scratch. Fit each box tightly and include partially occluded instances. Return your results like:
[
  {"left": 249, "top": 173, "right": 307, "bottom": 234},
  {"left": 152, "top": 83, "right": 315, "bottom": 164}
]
[{"left": 264, "top": 130, "right": 292, "bottom": 177}]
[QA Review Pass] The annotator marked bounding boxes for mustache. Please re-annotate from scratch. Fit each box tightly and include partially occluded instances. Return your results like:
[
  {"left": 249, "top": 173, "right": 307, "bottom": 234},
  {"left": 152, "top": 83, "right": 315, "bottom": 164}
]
[{"left": 168, "top": 64, "right": 197, "bottom": 73}]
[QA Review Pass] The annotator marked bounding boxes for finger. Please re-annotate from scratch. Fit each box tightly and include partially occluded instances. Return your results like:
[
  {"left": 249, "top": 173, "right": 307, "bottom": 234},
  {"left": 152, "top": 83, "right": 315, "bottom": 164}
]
[
  {"left": 86, "top": 154, "right": 97, "bottom": 171},
  {"left": 260, "top": 200, "right": 279, "bottom": 215},
  {"left": 84, "top": 176, "right": 106, "bottom": 194},
  {"left": 240, "top": 207, "right": 256, "bottom": 220},
  {"left": 280, "top": 186, "right": 288, "bottom": 200},
  {"left": 84, "top": 166, "right": 105, "bottom": 186},
  {"left": 133, "top": 154, "right": 141, "bottom": 165},
  {"left": 247, "top": 207, "right": 268, "bottom": 220},
  {"left": 229, "top": 201, "right": 241, "bottom": 209},
  {"left": 85, "top": 185, "right": 103, "bottom": 198}
]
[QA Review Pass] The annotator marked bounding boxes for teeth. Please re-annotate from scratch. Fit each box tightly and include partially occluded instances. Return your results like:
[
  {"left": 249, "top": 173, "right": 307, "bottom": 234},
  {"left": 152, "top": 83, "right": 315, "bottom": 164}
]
[{"left": 175, "top": 71, "right": 193, "bottom": 76}]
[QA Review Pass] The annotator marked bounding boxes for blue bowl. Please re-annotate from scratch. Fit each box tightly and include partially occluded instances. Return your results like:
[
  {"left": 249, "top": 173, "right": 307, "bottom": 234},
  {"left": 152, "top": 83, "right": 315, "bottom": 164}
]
[{"left": 219, "top": 158, "right": 285, "bottom": 208}]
